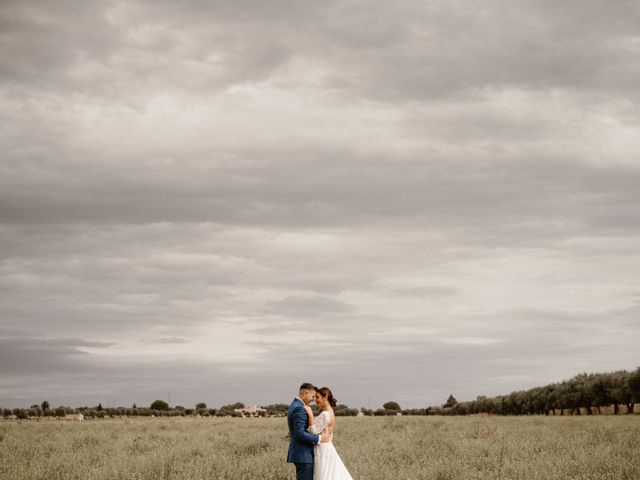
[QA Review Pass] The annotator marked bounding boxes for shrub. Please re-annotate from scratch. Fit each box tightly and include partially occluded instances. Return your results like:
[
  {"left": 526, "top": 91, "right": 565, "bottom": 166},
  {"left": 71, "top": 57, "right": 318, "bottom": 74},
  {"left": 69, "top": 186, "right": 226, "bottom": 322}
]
[
  {"left": 13, "top": 409, "right": 28, "bottom": 420},
  {"left": 150, "top": 400, "right": 169, "bottom": 411},
  {"left": 383, "top": 401, "right": 401, "bottom": 411}
]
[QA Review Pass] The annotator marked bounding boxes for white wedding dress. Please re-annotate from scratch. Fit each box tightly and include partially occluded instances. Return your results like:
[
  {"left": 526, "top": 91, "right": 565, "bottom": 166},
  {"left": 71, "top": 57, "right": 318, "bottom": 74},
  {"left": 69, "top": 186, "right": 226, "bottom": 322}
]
[{"left": 308, "top": 411, "right": 354, "bottom": 480}]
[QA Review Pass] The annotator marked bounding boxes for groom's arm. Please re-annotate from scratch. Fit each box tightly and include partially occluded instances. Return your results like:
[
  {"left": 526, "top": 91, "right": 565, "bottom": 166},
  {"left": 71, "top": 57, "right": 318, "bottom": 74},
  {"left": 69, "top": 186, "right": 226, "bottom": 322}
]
[{"left": 292, "top": 405, "right": 320, "bottom": 445}]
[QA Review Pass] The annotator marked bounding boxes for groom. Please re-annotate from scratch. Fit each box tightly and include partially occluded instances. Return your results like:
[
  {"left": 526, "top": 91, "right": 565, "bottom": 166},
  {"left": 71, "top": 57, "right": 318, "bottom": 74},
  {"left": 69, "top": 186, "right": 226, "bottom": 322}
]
[{"left": 287, "top": 382, "right": 330, "bottom": 480}]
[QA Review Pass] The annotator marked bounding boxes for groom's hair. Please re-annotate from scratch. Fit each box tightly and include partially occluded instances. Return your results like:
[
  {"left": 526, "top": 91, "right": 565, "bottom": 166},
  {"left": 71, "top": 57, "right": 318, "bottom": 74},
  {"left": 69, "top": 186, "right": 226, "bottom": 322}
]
[{"left": 299, "top": 382, "right": 315, "bottom": 392}]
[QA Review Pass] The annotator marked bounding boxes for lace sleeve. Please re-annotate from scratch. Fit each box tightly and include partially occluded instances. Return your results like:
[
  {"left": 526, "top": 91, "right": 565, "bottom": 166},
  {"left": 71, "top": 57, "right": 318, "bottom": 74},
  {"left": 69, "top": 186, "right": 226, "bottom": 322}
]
[{"left": 308, "top": 411, "right": 328, "bottom": 434}]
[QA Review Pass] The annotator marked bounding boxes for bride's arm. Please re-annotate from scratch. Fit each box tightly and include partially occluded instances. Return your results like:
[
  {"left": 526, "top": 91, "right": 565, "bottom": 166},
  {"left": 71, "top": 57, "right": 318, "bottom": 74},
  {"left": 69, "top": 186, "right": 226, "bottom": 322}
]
[
  {"left": 308, "top": 411, "right": 327, "bottom": 434},
  {"left": 303, "top": 405, "right": 314, "bottom": 429}
]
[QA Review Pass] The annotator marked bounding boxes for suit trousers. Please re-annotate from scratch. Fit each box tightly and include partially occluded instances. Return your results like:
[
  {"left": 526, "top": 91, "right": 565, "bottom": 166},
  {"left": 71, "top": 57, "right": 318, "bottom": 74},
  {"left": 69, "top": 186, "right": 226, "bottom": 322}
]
[{"left": 295, "top": 462, "right": 314, "bottom": 480}]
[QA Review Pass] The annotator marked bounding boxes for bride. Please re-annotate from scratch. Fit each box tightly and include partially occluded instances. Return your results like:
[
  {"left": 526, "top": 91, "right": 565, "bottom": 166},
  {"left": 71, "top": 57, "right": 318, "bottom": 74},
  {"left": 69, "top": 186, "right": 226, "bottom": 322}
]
[{"left": 304, "top": 387, "right": 354, "bottom": 480}]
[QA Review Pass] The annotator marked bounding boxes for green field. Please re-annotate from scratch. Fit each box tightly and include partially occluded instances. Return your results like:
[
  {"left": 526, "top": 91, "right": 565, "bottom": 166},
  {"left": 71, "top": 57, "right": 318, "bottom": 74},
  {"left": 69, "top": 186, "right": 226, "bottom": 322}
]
[{"left": 1, "top": 415, "right": 639, "bottom": 480}]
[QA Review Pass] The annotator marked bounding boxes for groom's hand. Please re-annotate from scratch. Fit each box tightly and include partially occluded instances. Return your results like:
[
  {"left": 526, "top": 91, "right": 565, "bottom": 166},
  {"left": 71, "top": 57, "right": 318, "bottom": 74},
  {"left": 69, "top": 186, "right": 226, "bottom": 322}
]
[{"left": 320, "top": 431, "right": 331, "bottom": 443}]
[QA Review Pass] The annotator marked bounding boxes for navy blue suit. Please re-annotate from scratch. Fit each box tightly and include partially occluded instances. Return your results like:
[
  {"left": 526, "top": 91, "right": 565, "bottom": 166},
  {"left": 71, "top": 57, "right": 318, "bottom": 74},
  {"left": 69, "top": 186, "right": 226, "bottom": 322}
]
[{"left": 287, "top": 397, "right": 320, "bottom": 480}]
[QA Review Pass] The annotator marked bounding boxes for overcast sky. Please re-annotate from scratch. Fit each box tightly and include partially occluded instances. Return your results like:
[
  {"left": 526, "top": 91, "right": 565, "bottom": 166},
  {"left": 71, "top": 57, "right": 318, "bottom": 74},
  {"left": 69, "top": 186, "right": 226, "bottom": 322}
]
[{"left": 1, "top": 0, "right": 639, "bottom": 410}]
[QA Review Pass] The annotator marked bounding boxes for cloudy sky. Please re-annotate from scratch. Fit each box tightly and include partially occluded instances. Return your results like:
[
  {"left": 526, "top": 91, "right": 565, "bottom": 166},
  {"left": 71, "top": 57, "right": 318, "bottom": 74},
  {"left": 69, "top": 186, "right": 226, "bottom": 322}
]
[{"left": 1, "top": 0, "right": 639, "bottom": 410}]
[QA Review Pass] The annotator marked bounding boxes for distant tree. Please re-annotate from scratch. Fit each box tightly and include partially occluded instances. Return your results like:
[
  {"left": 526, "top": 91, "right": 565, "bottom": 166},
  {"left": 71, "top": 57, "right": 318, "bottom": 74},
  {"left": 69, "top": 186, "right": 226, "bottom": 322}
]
[
  {"left": 628, "top": 367, "right": 640, "bottom": 406},
  {"left": 525, "top": 388, "right": 546, "bottom": 415},
  {"left": 150, "top": 400, "right": 169, "bottom": 411},
  {"left": 383, "top": 401, "right": 401, "bottom": 411},
  {"left": 97, "top": 403, "right": 103, "bottom": 411},
  {"left": 41, "top": 401, "right": 50, "bottom": 412},
  {"left": 195, "top": 403, "right": 209, "bottom": 416},
  {"left": 504, "top": 391, "right": 525, "bottom": 415},
  {"left": 543, "top": 385, "right": 558, "bottom": 415},
  {"left": 54, "top": 407, "right": 66, "bottom": 417},
  {"left": 263, "top": 404, "right": 289, "bottom": 416},
  {"left": 216, "top": 402, "right": 245, "bottom": 416},
  {"left": 401, "top": 408, "right": 429, "bottom": 416},
  {"left": 334, "top": 404, "right": 358, "bottom": 416},
  {"left": 132, "top": 403, "right": 137, "bottom": 409},
  {"left": 574, "top": 373, "right": 594, "bottom": 415},
  {"left": 611, "top": 372, "right": 634, "bottom": 414},
  {"left": 13, "top": 408, "right": 28, "bottom": 420},
  {"left": 443, "top": 395, "right": 458, "bottom": 409},
  {"left": 554, "top": 382, "right": 571, "bottom": 414}
]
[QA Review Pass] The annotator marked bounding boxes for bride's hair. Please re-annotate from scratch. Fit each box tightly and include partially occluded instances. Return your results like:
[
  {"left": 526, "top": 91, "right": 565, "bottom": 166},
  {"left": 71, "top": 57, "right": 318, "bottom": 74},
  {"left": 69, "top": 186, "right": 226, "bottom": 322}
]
[{"left": 316, "top": 386, "right": 337, "bottom": 408}]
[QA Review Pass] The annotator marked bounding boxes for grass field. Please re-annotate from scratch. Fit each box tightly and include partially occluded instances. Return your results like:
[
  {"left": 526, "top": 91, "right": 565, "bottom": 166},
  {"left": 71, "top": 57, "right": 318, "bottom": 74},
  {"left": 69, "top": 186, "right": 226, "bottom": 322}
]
[{"left": 1, "top": 415, "right": 639, "bottom": 480}]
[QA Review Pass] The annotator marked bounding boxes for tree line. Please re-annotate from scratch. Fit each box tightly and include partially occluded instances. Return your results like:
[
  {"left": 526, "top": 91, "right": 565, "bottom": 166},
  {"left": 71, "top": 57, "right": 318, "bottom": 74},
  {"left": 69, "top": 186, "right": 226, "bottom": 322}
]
[
  {"left": 1, "top": 401, "right": 288, "bottom": 419},
  {"left": 432, "top": 368, "right": 640, "bottom": 416},
  {"left": 3, "top": 368, "right": 638, "bottom": 419}
]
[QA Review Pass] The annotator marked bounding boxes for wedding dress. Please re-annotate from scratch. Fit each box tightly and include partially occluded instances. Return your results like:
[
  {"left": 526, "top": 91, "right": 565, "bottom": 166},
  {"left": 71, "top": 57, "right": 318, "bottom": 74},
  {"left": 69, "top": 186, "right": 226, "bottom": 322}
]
[{"left": 308, "top": 411, "right": 354, "bottom": 480}]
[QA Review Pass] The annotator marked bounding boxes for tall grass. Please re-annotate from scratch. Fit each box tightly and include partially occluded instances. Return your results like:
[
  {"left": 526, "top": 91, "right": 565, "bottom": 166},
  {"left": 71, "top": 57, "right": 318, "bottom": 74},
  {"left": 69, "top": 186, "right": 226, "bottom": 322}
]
[{"left": 1, "top": 416, "right": 638, "bottom": 479}]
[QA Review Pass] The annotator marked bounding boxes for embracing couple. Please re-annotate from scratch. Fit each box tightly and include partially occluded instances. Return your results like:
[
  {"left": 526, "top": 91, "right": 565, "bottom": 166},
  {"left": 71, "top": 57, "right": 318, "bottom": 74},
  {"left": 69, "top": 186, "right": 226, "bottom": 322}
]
[{"left": 287, "top": 382, "right": 353, "bottom": 480}]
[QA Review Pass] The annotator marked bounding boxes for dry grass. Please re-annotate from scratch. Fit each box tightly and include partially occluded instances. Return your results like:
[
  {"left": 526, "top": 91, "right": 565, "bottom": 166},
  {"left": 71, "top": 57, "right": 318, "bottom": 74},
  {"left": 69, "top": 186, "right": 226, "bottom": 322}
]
[{"left": 1, "top": 415, "right": 639, "bottom": 479}]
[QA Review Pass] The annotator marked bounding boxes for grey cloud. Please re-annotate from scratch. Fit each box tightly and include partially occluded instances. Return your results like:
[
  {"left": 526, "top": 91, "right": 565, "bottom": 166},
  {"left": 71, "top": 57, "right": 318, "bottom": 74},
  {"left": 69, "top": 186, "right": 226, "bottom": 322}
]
[
  {"left": 138, "top": 337, "right": 191, "bottom": 344},
  {"left": 245, "top": 309, "right": 384, "bottom": 337},
  {"left": 0, "top": 355, "right": 234, "bottom": 408},
  {"left": 0, "top": 337, "right": 113, "bottom": 376},
  {"left": 250, "top": 303, "right": 640, "bottom": 404},
  {"left": 388, "top": 286, "right": 458, "bottom": 298},
  {"left": 268, "top": 295, "right": 354, "bottom": 317},
  {"left": 312, "top": 0, "right": 640, "bottom": 101},
  {"left": 130, "top": 0, "right": 325, "bottom": 24},
  {"left": 3, "top": 149, "right": 639, "bottom": 246},
  {"left": 0, "top": 0, "right": 298, "bottom": 100},
  {"left": 157, "top": 337, "right": 188, "bottom": 344},
  {"left": 0, "top": 301, "right": 637, "bottom": 408},
  {"left": 3, "top": 0, "right": 639, "bottom": 104},
  {"left": 0, "top": 2, "right": 124, "bottom": 92},
  {"left": 246, "top": 338, "right": 559, "bottom": 406}
]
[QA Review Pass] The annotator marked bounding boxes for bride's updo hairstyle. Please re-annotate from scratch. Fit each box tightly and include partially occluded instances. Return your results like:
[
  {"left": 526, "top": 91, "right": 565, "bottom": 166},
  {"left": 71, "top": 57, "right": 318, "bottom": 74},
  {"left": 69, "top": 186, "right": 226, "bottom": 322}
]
[{"left": 316, "top": 386, "right": 338, "bottom": 408}]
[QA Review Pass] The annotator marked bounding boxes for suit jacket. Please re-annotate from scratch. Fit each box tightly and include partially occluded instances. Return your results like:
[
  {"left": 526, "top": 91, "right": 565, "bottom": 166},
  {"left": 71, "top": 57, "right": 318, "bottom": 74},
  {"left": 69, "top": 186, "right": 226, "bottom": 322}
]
[{"left": 287, "top": 397, "right": 320, "bottom": 464}]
